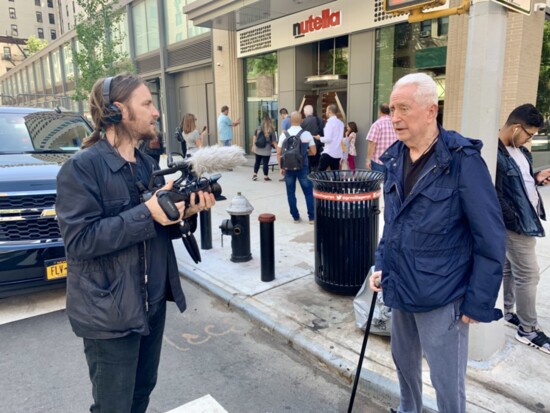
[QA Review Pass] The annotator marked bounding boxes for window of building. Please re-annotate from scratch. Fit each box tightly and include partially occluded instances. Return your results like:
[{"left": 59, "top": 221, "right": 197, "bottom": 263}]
[
  {"left": 374, "top": 21, "right": 448, "bottom": 121},
  {"left": 437, "top": 17, "right": 449, "bottom": 37},
  {"left": 9, "top": 7, "right": 16, "bottom": 19},
  {"left": 66, "top": 5, "right": 68, "bottom": 16},
  {"left": 38, "top": 28, "right": 44, "bottom": 39},
  {"left": 49, "top": 13, "right": 55, "bottom": 24},
  {"left": 51, "top": 29, "right": 57, "bottom": 40},
  {"left": 244, "top": 52, "right": 278, "bottom": 149},
  {"left": 35, "top": 0, "right": 40, "bottom": 6},
  {"left": 47, "top": 0, "right": 53, "bottom": 7},
  {"left": 63, "top": 42, "right": 74, "bottom": 79},
  {"left": 132, "top": 0, "right": 159, "bottom": 55},
  {"left": 36, "top": 11, "right": 42, "bottom": 23},
  {"left": 43, "top": 56, "right": 51, "bottom": 89},
  {"left": 11, "top": 25, "right": 18, "bottom": 37},
  {"left": 163, "top": 0, "right": 209, "bottom": 45},
  {"left": 68, "top": 22, "right": 71, "bottom": 30},
  {"left": 3, "top": 47, "right": 11, "bottom": 60},
  {"left": 72, "top": 1, "right": 75, "bottom": 13}
]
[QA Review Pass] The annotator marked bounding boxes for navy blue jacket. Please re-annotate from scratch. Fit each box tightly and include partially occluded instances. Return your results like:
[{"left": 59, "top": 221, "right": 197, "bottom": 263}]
[
  {"left": 57, "top": 139, "right": 187, "bottom": 339},
  {"left": 376, "top": 127, "right": 505, "bottom": 322},
  {"left": 495, "top": 140, "right": 545, "bottom": 236}
]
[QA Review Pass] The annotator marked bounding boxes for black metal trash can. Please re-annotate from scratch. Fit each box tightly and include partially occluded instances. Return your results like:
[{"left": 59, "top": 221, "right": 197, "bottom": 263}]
[{"left": 309, "top": 170, "right": 384, "bottom": 295}]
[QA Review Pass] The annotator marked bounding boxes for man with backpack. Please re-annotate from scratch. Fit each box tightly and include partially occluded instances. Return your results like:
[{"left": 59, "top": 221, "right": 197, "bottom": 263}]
[{"left": 277, "top": 111, "right": 317, "bottom": 224}]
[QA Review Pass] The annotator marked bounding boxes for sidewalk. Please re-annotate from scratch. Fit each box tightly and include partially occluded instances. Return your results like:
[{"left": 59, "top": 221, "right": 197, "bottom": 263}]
[{"left": 172, "top": 156, "right": 550, "bottom": 413}]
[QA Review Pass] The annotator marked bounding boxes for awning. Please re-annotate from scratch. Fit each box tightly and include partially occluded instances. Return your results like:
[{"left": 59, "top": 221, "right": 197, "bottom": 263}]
[{"left": 183, "top": 0, "right": 336, "bottom": 31}]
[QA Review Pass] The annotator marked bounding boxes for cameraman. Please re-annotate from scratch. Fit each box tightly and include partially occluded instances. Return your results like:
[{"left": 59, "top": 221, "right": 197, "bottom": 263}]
[{"left": 56, "top": 73, "right": 215, "bottom": 413}]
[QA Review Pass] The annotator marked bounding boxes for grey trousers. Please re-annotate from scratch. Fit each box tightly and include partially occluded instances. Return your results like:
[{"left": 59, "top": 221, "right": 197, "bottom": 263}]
[
  {"left": 503, "top": 230, "right": 540, "bottom": 330},
  {"left": 391, "top": 300, "right": 469, "bottom": 413}
]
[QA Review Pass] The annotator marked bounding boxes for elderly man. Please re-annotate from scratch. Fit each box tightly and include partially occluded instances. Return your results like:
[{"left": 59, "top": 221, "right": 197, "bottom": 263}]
[{"left": 370, "top": 73, "right": 505, "bottom": 413}]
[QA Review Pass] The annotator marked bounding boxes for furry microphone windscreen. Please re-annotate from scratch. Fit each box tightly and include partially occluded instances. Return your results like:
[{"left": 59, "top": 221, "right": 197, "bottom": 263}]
[{"left": 187, "top": 145, "right": 247, "bottom": 175}]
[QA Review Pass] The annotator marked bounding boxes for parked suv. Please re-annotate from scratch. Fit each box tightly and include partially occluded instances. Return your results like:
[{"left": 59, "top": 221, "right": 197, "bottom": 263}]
[{"left": 0, "top": 106, "right": 92, "bottom": 298}]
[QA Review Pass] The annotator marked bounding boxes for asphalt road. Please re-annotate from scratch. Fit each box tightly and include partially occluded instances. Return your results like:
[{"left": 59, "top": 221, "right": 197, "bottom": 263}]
[{"left": 0, "top": 278, "right": 385, "bottom": 413}]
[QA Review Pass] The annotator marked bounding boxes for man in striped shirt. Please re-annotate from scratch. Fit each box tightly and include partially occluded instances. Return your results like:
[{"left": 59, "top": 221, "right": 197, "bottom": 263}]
[{"left": 366, "top": 103, "right": 398, "bottom": 173}]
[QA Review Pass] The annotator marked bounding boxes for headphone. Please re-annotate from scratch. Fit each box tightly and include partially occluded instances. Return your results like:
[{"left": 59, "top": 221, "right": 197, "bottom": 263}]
[{"left": 102, "top": 76, "right": 123, "bottom": 125}]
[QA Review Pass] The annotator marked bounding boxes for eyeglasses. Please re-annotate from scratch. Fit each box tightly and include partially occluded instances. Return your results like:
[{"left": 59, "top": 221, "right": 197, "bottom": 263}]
[{"left": 519, "top": 124, "right": 536, "bottom": 140}]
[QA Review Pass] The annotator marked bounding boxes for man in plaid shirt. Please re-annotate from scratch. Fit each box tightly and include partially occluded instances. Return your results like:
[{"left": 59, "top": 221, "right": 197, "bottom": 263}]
[{"left": 366, "top": 103, "right": 398, "bottom": 173}]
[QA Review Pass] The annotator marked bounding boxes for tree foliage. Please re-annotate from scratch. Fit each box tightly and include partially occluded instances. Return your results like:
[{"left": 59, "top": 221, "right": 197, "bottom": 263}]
[
  {"left": 537, "top": 21, "right": 550, "bottom": 129},
  {"left": 25, "top": 36, "right": 48, "bottom": 56},
  {"left": 72, "top": 0, "right": 134, "bottom": 102}
]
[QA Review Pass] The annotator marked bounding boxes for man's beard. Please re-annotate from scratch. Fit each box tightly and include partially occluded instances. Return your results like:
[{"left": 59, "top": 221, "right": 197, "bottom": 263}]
[{"left": 127, "top": 106, "right": 157, "bottom": 142}]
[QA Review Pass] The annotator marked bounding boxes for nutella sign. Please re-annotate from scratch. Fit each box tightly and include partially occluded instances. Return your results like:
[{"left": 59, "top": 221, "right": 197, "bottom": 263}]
[{"left": 292, "top": 8, "right": 341, "bottom": 38}]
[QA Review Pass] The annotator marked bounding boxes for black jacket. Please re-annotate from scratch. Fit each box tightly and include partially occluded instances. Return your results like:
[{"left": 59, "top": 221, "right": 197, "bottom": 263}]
[
  {"left": 56, "top": 139, "right": 187, "bottom": 339},
  {"left": 495, "top": 140, "right": 545, "bottom": 236}
]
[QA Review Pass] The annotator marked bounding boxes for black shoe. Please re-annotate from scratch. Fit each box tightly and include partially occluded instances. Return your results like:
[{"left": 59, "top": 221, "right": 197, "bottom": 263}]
[
  {"left": 390, "top": 409, "right": 397, "bottom": 413},
  {"left": 504, "top": 312, "right": 520, "bottom": 328}
]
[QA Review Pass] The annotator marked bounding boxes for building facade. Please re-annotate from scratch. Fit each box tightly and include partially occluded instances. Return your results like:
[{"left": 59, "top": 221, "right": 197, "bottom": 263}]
[{"left": 0, "top": 0, "right": 545, "bottom": 166}]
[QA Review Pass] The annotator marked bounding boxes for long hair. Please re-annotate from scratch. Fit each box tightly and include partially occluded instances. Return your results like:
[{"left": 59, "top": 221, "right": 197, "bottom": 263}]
[
  {"left": 182, "top": 113, "right": 197, "bottom": 134},
  {"left": 348, "top": 121, "right": 358, "bottom": 133},
  {"left": 261, "top": 114, "right": 274, "bottom": 137},
  {"left": 82, "top": 73, "right": 145, "bottom": 149}
]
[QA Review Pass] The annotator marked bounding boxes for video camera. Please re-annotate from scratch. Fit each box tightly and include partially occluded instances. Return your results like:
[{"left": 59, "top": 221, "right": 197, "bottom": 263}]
[{"left": 139, "top": 152, "right": 224, "bottom": 264}]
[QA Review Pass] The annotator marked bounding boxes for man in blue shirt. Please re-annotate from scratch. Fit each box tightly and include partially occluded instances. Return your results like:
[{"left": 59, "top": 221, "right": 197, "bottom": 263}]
[
  {"left": 217, "top": 105, "right": 240, "bottom": 146},
  {"left": 280, "top": 108, "right": 291, "bottom": 131}
]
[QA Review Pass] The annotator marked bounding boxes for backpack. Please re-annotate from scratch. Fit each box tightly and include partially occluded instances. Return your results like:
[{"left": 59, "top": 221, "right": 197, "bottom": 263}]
[
  {"left": 255, "top": 128, "right": 268, "bottom": 148},
  {"left": 281, "top": 130, "right": 305, "bottom": 171}
]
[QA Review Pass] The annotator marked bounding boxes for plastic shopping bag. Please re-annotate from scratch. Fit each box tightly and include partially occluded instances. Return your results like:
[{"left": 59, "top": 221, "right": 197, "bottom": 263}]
[{"left": 353, "top": 266, "right": 392, "bottom": 336}]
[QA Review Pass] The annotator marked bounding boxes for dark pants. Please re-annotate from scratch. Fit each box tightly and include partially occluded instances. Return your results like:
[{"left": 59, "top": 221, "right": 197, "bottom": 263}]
[
  {"left": 254, "top": 154, "right": 271, "bottom": 176},
  {"left": 83, "top": 300, "right": 167, "bottom": 413},
  {"left": 319, "top": 153, "right": 341, "bottom": 171}
]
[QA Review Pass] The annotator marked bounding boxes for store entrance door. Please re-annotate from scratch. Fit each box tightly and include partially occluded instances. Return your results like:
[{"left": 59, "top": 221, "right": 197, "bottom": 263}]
[{"left": 299, "top": 90, "right": 347, "bottom": 123}]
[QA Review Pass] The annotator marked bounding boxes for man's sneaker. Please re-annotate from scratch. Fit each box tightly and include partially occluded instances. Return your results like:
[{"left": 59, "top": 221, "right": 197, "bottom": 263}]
[
  {"left": 505, "top": 312, "right": 521, "bottom": 328},
  {"left": 293, "top": 217, "right": 302, "bottom": 224},
  {"left": 515, "top": 326, "right": 550, "bottom": 354},
  {"left": 309, "top": 219, "right": 314, "bottom": 225}
]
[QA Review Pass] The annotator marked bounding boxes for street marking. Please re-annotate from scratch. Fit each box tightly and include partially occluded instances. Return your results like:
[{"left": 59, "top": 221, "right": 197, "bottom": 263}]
[
  {"left": 164, "top": 318, "right": 245, "bottom": 352},
  {"left": 166, "top": 394, "right": 228, "bottom": 413}
]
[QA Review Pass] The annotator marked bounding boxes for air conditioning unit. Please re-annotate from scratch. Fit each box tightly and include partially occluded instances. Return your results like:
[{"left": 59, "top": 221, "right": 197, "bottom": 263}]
[{"left": 419, "top": 30, "right": 431, "bottom": 38}]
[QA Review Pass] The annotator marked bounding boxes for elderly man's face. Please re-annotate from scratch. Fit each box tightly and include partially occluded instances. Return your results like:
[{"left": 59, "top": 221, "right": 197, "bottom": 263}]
[{"left": 389, "top": 84, "right": 437, "bottom": 144}]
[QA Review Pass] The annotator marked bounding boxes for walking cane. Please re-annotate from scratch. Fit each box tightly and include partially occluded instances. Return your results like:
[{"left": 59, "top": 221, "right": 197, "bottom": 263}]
[{"left": 347, "top": 270, "right": 379, "bottom": 413}]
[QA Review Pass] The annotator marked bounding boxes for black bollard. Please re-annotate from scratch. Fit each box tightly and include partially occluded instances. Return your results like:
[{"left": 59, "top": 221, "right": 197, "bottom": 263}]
[
  {"left": 258, "top": 213, "right": 276, "bottom": 282},
  {"left": 199, "top": 209, "right": 212, "bottom": 250}
]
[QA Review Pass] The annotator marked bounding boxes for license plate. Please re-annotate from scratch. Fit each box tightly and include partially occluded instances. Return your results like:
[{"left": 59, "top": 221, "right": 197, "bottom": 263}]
[{"left": 45, "top": 259, "right": 67, "bottom": 281}]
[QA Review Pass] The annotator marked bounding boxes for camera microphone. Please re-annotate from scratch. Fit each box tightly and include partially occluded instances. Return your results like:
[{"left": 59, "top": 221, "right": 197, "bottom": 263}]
[{"left": 183, "top": 145, "right": 246, "bottom": 175}]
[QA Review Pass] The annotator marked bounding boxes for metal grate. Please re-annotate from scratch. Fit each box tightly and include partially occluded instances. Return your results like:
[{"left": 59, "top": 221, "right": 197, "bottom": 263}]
[
  {"left": 0, "top": 217, "right": 61, "bottom": 242},
  {"left": 167, "top": 37, "right": 212, "bottom": 68},
  {"left": 136, "top": 53, "right": 161, "bottom": 74},
  {"left": 0, "top": 194, "right": 56, "bottom": 209}
]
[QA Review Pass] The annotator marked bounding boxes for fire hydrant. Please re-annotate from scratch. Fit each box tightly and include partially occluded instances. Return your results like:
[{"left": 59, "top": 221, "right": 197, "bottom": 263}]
[{"left": 219, "top": 192, "right": 254, "bottom": 262}]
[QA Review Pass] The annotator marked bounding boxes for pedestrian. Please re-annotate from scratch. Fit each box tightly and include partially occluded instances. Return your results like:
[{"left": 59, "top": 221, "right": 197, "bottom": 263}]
[
  {"left": 496, "top": 103, "right": 550, "bottom": 354},
  {"left": 55, "top": 73, "right": 216, "bottom": 413},
  {"left": 344, "top": 121, "right": 357, "bottom": 170},
  {"left": 252, "top": 114, "right": 278, "bottom": 181},
  {"left": 181, "top": 113, "right": 208, "bottom": 156},
  {"left": 301, "top": 104, "right": 324, "bottom": 172},
  {"left": 277, "top": 111, "right": 316, "bottom": 224},
  {"left": 366, "top": 103, "right": 398, "bottom": 173},
  {"left": 314, "top": 104, "right": 344, "bottom": 171},
  {"left": 280, "top": 107, "right": 291, "bottom": 131},
  {"left": 217, "top": 105, "right": 240, "bottom": 146},
  {"left": 369, "top": 73, "right": 505, "bottom": 413}
]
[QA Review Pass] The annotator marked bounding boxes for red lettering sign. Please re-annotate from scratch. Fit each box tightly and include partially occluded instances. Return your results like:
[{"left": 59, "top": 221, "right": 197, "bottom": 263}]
[{"left": 292, "top": 8, "right": 341, "bottom": 38}]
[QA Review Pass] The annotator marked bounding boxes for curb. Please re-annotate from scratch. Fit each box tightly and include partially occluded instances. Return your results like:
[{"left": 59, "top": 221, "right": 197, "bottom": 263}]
[{"left": 179, "top": 268, "right": 440, "bottom": 412}]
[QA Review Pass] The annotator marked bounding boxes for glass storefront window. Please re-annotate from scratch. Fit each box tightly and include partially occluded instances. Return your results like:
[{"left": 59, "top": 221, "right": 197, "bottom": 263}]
[
  {"left": 28, "top": 65, "right": 35, "bottom": 94},
  {"left": 43, "top": 56, "right": 52, "bottom": 90},
  {"left": 63, "top": 43, "right": 74, "bottom": 79},
  {"left": 114, "top": 11, "right": 130, "bottom": 57},
  {"left": 34, "top": 61, "right": 43, "bottom": 93},
  {"left": 244, "top": 52, "right": 278, "bottom": 151},
  {"left": 318, "top": 36, "right": 348, "bottom": 76},
  {"left": 51, "top": 49, "right": 62, "bottom": 86},
  {"left": 374, "top": 20, "right": 448, "bottom": 121},
  {"left": 133, "top": 0, "right": 159, "bottom": 55}
]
